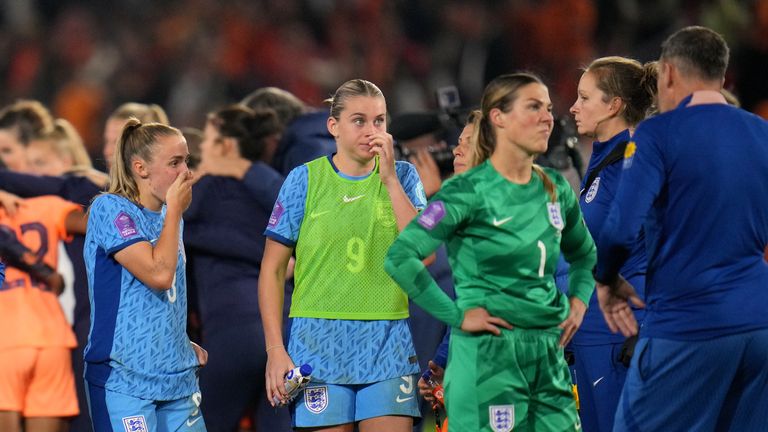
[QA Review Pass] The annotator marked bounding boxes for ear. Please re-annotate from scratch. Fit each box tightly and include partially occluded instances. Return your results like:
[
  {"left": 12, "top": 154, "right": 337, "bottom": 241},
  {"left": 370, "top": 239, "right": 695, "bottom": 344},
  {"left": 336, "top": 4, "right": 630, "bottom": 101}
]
[
  {"left": 327, "top": 117, "right": 338, "bottom": 138},
  {"left": 660, "top": 61, "right": 674, "bottom": 90},
  {"left": 221, "top": 137, "right": 238, "bottom": 157},
  {"left": 489, "top": 108, "right": 505, "bottom": 129},
  {"left": 132, "top": 158, "right": 149, "bottom": 179},
  {"left": 608, "top": 96, "right": 623, "bottom": 115}
]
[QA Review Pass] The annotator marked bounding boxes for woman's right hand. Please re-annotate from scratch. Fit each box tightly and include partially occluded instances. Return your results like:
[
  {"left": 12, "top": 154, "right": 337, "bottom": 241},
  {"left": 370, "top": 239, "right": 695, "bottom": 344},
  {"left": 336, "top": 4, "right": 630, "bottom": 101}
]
[
  {"left": 165, "top": 170, "right": 196, "bottom": 212},
  {"left": 265, "top": 346, "right": 295, "bottom": 407},
  {"left": 460, "top": 307, "right": 513, "bottom": 335},
  {"left": 418, "top": 360, "right": 445, "bottom": 401}
]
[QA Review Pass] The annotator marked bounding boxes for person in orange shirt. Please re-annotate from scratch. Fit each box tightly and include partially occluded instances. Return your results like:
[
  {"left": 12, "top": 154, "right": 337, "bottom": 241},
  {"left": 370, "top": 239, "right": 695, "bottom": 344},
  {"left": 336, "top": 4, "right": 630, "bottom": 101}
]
[{"left": 0, "top": 192, "right": 87, "bottom": 432}]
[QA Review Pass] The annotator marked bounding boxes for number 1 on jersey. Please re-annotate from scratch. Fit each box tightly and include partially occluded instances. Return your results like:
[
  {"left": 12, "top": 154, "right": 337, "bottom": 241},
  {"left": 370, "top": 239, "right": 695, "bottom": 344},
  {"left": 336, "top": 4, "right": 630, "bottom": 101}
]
[{"left": 537, "top": 240, "right": 546, "bottom": 278}]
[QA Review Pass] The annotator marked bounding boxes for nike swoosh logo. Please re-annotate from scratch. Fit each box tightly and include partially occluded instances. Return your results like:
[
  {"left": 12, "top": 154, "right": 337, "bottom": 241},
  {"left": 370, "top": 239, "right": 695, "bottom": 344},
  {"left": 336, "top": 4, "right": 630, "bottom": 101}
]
[
  {"left": 592, "top": 376, "right": 605, "bottom": 387},
  {"left": 493, "top": 216, "right": 513, "bottom": 226},
  {"left": 396, "top": 395, "right": 414, "bottom": 403},
  {"left": 342, "top": 194, "right": 365, "bottom": 203},
  {"left": 310, "top": 210, "right": 331, "bottom": 219},
  {"left": 186, "top": 416, "right": 203, "bottom": 427}
]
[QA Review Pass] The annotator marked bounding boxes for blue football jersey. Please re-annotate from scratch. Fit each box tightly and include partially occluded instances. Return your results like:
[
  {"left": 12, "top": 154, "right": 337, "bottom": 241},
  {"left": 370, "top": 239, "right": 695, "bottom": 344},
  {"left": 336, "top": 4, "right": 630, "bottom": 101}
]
[
  {"left": 596, "top": 94, "right": 768, "bottom": 340},
  {"left": 84, "top": 194, "right": 198, "bottom": 400}
]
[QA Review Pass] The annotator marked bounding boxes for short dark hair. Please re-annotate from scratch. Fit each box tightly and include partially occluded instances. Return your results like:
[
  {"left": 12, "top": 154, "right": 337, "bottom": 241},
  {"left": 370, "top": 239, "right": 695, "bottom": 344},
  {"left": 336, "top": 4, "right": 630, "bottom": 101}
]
[{"left": 661, "top": 26, "right": 728, "bottom": 81}]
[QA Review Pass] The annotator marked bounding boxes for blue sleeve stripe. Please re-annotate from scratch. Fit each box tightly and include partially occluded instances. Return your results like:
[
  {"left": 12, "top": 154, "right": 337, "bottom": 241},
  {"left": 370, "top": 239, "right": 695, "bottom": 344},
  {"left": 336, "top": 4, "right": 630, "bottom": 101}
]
[
  {"left": 105, "top": 237, "right": 147, "bottom": 256},
  {"left": 84, "top": 247, "right": 122, "bottom": 382},
  {"left": 265, "top": 231, "right": 296, "bottom": 247}
]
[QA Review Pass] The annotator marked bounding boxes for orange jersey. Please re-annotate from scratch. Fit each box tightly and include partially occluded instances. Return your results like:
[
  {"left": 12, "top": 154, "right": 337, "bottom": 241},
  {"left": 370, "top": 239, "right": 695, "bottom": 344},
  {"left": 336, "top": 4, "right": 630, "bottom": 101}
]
[{"left": 0, "top": 196, "right": 81, "bottom": 349}]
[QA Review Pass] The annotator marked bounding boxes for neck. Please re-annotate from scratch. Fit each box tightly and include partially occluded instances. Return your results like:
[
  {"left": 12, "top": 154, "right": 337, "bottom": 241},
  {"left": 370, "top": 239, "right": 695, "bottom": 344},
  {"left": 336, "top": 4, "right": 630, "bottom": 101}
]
[
  {"left": 489, "top": 148, "right": 534, "bottom": 184},
  {"left": 673, "top": 79, "right": 723, "bottom": 109},
  {"left": 137, "top": 183, "right": 163, "bottom": 211},
  {"left": 332, "top": 152, "right": 375, "bottom": 176},
  {"left": 596, "top": 118, "right": 630, "bottom": 143}
]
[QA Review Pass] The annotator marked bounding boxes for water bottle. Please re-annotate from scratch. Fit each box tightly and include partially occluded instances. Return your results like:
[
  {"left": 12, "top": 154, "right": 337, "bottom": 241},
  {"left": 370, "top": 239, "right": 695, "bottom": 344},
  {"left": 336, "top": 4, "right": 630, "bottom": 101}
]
[
  {"left": 422, "top": 369, "right": 447, "bottom": 432},
  {"left": 274, "top": 364, "right": 312, "bottom": 407}
]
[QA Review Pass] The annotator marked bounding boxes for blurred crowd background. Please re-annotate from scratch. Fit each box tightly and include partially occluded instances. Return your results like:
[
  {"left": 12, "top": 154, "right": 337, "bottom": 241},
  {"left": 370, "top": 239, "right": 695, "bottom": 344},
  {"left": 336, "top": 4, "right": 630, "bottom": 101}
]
[{"left": 1, "top": 0, "right": 767, "bottom": 171}]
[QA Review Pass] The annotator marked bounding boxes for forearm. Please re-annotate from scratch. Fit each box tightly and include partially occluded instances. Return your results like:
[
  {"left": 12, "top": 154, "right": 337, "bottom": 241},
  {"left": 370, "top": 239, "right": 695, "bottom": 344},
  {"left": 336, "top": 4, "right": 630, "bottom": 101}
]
[
  {"left": 151, "top": 209, "right": 183, "bottom": 288},
  {"left": 385, "top": 241, "right": 462, "bottom": 328},
  {"left": 384, "top": 179, "right": 418, "bottom": 231},
  {"left": 258, "top": 269, "right": 287, "bottom": 348},
  {"left": 564, "top": 230, "right": 598, "bottom": 306}
]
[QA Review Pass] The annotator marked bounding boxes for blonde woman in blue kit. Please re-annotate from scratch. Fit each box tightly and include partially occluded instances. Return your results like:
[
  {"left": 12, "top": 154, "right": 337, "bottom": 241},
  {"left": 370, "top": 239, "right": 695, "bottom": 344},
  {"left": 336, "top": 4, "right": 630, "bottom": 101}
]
[{"left": 259, "top": 79, "right": 428, "bottom": 431}]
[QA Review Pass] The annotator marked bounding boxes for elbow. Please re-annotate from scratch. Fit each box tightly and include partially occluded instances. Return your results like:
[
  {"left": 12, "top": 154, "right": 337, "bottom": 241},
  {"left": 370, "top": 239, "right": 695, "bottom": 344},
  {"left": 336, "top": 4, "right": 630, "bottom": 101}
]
[
  {"left": 145, "top": 271, "right": 175, "bottom": 291},
  {"left": 383, "top": 255, "right": 397, "bottom": 279}
]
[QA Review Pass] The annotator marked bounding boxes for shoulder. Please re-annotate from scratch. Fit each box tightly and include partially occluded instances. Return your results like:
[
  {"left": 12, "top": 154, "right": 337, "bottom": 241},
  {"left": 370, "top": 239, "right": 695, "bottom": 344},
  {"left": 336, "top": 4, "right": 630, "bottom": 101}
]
[
  {"left": 285, "top": 163, "right": 309, "bottom": 184},
  {"left": 542, "top": 167, "right": 570, "bottom": 188},
  {"left": 394, "top": 160, "right": 417, "bottom": 178},
  {"left": 90, "top": 194, "right": 139, "bottom": 220}
]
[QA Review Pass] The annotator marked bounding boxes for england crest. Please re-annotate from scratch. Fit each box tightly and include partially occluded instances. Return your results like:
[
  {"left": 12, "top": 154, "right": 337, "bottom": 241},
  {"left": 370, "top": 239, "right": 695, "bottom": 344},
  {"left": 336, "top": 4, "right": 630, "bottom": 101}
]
[
  {"left": 305, "top": 386, "right": 328, "bottom": 414},
  {"left": 489, "top": 405, "right": 515, "bottom": 432},
  {"left": 122, "top": 415, "right": 147, "bottom": 432},
  {"left": 547, "top": 202, "right": 564, "bottom": 231},
  {"left": 584, "top": 177, "right": 600, "bottom": 203}
]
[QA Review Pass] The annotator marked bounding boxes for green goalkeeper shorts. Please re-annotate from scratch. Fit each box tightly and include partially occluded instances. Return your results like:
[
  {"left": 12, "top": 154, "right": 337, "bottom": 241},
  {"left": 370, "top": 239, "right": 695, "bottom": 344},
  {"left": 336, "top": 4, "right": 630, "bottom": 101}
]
[{"left": 444, "top": 327, "right": 580, "bottom": 432}]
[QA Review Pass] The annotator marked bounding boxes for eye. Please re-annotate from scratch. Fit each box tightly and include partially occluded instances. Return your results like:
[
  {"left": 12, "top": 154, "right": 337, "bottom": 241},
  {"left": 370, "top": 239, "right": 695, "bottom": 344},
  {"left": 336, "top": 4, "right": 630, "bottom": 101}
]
[
  {"left": 374, "top": 118, "right": 384, "bottom": 127},
  {"left": 353, "top": 118, "right": 364, "bottom": 126}
]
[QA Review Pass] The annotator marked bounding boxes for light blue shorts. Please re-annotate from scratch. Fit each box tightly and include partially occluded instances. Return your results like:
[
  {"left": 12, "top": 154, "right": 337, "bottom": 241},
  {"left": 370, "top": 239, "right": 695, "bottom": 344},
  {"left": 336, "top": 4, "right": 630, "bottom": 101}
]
[
  {"left": 86, "top": 381, "right": 206, "bottom": 432},
  {"left": 291, "top": 374, "right": 421, "bottom": 428}
]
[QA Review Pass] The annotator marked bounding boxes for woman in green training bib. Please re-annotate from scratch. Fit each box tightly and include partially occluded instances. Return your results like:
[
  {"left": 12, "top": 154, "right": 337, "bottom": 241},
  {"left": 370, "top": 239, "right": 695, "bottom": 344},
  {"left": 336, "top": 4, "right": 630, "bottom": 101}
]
[
  {"left": 386, "top": 73, "right": 597, "bottom": 432},
  {"left": 259, "top": 79, "right": 427, "bottom": 431}
]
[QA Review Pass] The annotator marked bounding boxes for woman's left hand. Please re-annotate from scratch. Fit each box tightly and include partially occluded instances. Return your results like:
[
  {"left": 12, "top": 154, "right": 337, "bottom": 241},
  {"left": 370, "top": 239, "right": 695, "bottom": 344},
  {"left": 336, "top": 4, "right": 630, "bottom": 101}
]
[
  {"left": 368, "top": 132, "right": 396, "bottom": 185},
  {"left": 558, "top": 297, "right": 587, "bottom": 347},
  {"left": 191, "top": 341, "right": 208, "bottom": 367}
]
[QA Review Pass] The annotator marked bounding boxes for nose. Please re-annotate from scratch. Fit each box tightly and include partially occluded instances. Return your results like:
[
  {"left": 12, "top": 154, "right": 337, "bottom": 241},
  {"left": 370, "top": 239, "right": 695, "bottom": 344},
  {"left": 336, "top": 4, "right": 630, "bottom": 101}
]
[
  {"left": 569, "top": 101, "right": 578, "bottom": 115},
  {"left": 452, "top": 145, "right": 461, "bottom": 157}
]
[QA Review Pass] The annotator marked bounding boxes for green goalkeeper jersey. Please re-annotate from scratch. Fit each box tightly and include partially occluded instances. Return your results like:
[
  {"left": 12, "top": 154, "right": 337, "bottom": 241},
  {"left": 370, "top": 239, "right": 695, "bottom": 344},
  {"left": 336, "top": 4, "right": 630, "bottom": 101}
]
[{"left": 385, "top": 160, "right": 596, "bottom": 329}]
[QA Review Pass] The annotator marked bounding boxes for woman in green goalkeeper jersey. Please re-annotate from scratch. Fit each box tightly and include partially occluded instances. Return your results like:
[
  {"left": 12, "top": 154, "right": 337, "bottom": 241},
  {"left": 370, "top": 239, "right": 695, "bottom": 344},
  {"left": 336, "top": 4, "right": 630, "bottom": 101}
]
[{"left": 386, "top": 73, "right": 597, "bottom": 432}]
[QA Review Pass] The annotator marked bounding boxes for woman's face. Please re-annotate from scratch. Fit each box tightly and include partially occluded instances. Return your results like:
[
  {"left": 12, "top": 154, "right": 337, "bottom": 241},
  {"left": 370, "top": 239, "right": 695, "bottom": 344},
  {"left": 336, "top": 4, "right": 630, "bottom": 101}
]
[
  {"left": 140, "top": 133, "right": 189, "bottom": 204},
  {"left": 453, "top": 122, "right": 475, "bottom": 174},
  {"left": 199, "top": 122, "right": 226, "bottom": 163},
  {"left": 0, "top": 130, "right": 30, "bottom": 172},
  {"left": 103, "top": 117, "right": 128, "bottom": 170},
  {"left": 494, "top": 83, "right": 554, "bottom": 156},
  {"left": 26, "top": 139, "right": 72, "bottom": 176},
  {"left": 327, "top": 96, "right": 387, "bottom": 163},
  {"left": 570, "top": 71, "right": 613, "bottom": 138}
]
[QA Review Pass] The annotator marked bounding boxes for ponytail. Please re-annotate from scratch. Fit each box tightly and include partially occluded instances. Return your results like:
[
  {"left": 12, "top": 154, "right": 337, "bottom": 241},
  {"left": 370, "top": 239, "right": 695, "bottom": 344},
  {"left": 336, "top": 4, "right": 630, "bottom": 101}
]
[{"left": 532, "top": 164, "right": 557, "bottom": 202}]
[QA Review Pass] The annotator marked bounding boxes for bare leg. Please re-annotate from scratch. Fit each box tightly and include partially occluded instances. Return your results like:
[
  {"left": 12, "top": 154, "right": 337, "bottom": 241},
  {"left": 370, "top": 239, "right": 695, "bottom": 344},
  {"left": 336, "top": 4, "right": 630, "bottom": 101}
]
[
  {"left": 359, "top": 415, "right": 413, "bottom": 432},
  {"left": 0, "top": 411, "right": 22, "bottom": 432},
  {"left": 297, "top": 423, "right": 355, "bottom": 432},
  {"left": 25, "top": 417, "right": 67, "bottom": 432}
]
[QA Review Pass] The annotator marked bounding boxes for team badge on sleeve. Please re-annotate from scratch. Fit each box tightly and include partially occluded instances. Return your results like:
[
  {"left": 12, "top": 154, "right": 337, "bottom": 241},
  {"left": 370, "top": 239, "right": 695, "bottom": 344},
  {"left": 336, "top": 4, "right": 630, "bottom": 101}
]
[
  {"left": 489, "top": 405, "right": 514, "bottom": 432},
  {"left": 623, "top": 141, "right": 637, "bottom": 169},
  {"left": 418, "top": 201, "right": 446, "bottom": 230},
  {"left": 122, "top": 415, "right": 147, "bottom": 432},
  {"left": 547, "top": 202, "right": 564, "bottom": 230},
  {"left": 114, "top": 212, "right": 138, "bottom": 239},
  {"left": 268, "top": 201, "right": 285, "bottom": 229},
  {"left": 305, "top": 386, "right": 328, "bottom": 414},
  {"left": 584, "top": 177, "right": 600, "bottom": 203}
]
